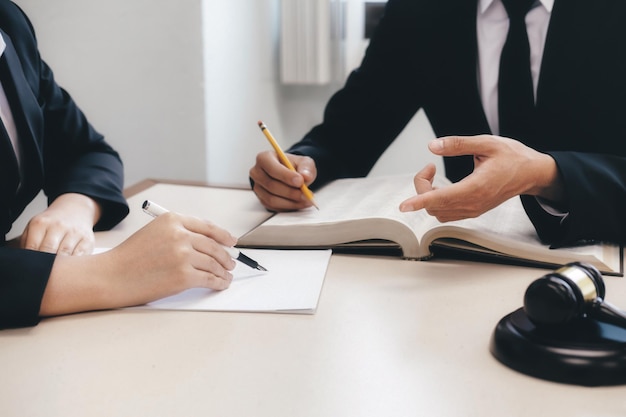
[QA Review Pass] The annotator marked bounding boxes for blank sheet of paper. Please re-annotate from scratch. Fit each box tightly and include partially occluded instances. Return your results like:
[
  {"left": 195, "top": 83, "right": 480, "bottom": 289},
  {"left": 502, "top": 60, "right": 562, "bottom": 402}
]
[{"left": 135, "top": 249, "right": 332, "bottom": 314}]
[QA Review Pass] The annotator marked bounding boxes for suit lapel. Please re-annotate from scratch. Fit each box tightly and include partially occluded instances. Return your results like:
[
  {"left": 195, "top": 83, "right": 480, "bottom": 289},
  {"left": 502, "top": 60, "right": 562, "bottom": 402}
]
[
  {"left": 0, "top": 30, "right": 43, "bottom": 186},
  {"left": 430, "top": 0, "right": 490, "bottom": 135},
  {"left": 0, "top": 118, "right": 18, "bottom": 196},
  {"left": 535, "top": 0, "right": 623, "bottom": 150},
  {"left": 538, "top": 0, "right": 583, "bottom": 105},
  {"left": 458, "top": 1, "right": 491, "bottom": 134},
  {"left": 538, "top": 0, "right": 620, "bottom": 102}
]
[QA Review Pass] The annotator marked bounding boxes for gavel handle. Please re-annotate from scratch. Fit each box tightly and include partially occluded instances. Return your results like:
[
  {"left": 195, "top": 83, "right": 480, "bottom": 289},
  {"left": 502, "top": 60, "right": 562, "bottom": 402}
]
[{"left": 589, "top": 298, "right": 626, "bottom": 328}]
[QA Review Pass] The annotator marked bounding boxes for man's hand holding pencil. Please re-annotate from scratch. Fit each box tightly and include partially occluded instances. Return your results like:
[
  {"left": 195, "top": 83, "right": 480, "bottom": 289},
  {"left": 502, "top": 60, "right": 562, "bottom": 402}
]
[{"left": 250, "top": 121, "right": 320, "bottom": 212}]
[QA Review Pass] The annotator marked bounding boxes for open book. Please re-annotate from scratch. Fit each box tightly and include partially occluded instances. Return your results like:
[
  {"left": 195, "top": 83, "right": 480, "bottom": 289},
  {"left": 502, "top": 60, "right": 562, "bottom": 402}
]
[{"left": 238, "top": 174, "right": 623, "bottom": 276}]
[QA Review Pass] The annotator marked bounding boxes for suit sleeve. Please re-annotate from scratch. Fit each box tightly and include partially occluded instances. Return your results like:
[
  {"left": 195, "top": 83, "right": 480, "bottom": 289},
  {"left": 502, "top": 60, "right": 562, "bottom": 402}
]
[
  {"left": 38, "top": 57, "right": 129, "bottom": 230},
  {"left": 287, "top": 0, "right": 426, "bottom": 188},
  {"left": 522, "top": 152, "right": 626, "bottom": 245},
  {"left": 0, "top": 247, "right": 54, "bottom": 329}
]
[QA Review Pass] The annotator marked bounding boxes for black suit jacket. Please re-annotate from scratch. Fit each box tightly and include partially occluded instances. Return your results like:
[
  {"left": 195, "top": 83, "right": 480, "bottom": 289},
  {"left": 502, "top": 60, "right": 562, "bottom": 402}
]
[
  {"left": 0, "top": 1, "right": 129, "bottom": 328},
  {"left": 289, "top": 0, "right": 626, "bottom": 246}
]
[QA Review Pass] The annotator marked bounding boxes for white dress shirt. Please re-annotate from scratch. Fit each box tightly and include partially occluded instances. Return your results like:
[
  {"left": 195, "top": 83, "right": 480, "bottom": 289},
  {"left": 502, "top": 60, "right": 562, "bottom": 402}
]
[{"left": 476, "top": 0, "right": 554, "bottom": 135}]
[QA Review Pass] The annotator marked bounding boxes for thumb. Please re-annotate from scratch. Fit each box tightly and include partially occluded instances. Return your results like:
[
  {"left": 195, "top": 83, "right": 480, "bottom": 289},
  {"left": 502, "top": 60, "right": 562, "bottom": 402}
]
[{"left": 294, "top": 155, "right": 317, "bottom": 184}]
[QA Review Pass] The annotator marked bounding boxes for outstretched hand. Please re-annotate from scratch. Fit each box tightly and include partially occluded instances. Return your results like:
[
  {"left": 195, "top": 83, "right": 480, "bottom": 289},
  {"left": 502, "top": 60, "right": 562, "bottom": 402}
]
[{"left": 399, "top": 135, "right": 564, "bottom": 222}]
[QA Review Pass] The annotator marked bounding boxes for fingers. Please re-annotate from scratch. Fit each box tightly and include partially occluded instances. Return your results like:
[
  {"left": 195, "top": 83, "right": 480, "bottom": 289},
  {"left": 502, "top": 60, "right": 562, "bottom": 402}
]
[
  {"left": 399, "top": 157, "right": 493, "bottom": 220},
  {"left": 179, "top": 214, "right": 237, "bottom": 248},
  {"left": 413, "top": 163, "right": 437, "bottom": 195},
  {"left": 399, "top": 185, "right": 477, "bottom": 221},
  {"left": 401, "top": 135, "right": 554, "bottom": 222},
  {"left": 154, "top": 213, "right": 237, "bottom": 290},
  {"left": 57, "top": 234, "right": 94, "bottom": 256},
  {"left": 399, "top": 164, "right": 437, "bottom": 213},
  {"left": 249, "top": 151, "right": 317, "bottom": 211},
  {"left": 20, "top": 194, "right": 100, "bottom": 255},
  {"left": 400, "top": 176, "right": 508, "bottom": 222},
  {"left": 163, "top": 213, "right": 238, "bottom": 271},
  {"left": 188, "top": 237, "right": 235, "bottom": 290},
  {"left": 428, "top": 135, "right": 497, "bottom": 157},
  {"left": 21, "top": 217, "right": 95, "bottom": 255}
]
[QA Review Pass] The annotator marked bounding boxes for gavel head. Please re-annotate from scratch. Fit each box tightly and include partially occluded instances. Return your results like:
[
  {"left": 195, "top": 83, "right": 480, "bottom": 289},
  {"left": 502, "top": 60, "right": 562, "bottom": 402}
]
[{"left": 523, "top": 262, "right": 605, "bottom": 326}]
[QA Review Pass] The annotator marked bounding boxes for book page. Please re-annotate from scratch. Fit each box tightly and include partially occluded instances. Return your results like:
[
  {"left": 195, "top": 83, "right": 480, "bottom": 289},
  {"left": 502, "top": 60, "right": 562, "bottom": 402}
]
[
  {"left": 262, "top": 175, "right": 444, "bottom": 239},
  {"left": 425, "top": 196, "right": 620, "bottom": 273},
  {"left": 437, "top": 196, "right": 605, "bottom": 257},
  {"left": 441, "top": 197, "right": 539, "bottom": 245}
]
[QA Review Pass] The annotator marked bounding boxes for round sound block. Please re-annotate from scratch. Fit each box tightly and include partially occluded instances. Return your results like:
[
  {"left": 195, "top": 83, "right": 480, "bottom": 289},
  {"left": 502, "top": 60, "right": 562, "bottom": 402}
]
[{"left": 490, "top": 308, "right": 626, "bottom": 386}]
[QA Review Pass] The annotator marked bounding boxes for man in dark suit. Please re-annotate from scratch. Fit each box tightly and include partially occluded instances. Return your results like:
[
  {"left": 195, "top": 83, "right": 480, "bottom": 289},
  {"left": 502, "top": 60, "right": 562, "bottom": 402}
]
[
  {"left": 249, "top": 0, "right": 626, "bottom": 247},
  {"left": 0, "top": 1, "right": 239, "bottom": 328}
]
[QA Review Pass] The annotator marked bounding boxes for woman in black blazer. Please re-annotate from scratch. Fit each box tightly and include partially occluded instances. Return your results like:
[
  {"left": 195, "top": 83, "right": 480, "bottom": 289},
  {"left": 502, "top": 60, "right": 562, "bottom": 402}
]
[{"left": 0, "top": 1, "right": 238, "bottom": 329}]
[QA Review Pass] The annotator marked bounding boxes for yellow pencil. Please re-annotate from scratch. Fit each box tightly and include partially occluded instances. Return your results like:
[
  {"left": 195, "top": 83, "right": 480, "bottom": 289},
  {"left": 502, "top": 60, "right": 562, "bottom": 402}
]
[{"left": 257, "top": 120, "right": 319, "bottom": 210}]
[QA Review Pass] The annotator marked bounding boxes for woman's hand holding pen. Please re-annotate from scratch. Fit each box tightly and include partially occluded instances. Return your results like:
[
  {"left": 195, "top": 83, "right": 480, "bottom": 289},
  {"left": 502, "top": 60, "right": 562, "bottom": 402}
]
[
  {"left": 249, "top": 150, "right": 318, "bottom": 211},
  {"left": 40, "top": 212, "right": 238, "bottom": 316},
  {"left": 108, "top": 212, "right": 237, "bottom": 298}
]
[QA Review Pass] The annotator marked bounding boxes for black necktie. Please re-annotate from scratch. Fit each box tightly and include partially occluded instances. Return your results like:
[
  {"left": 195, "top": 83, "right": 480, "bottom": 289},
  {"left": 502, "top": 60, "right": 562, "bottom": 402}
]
[{"left": 498, "top": 0, "right": 536, "bottom": 140}]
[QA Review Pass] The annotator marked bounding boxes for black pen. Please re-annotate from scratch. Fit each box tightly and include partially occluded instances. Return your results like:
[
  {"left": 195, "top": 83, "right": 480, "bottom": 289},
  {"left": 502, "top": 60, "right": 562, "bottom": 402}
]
[{"left": 141, "top": 200, "right": 267, "bottom": 272}]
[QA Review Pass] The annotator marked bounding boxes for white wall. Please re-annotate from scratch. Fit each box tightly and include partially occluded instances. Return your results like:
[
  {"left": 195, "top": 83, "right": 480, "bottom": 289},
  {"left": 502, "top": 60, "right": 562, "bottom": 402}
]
[
  {"left": 13, "top": 0, "right": 441, "bottom": 191},
  {"left": 14, "top": 0, "right": 207, "bottom": 186}
]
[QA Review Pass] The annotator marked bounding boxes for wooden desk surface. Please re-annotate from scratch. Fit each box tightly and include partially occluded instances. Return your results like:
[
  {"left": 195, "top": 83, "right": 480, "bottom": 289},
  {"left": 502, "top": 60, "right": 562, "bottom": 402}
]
[{"left": 1, "top": 182, "right": 626, "bottom": 417}]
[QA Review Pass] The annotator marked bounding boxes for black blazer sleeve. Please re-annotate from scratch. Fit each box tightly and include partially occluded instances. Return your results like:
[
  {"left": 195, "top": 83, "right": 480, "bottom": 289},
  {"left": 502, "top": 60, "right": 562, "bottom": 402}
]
[
  {"left": 288, "top": 0, "right": 427, "bottom": 188},
  {"left": 37, "top": 57, "right": 129, "bottom": 231},
  {"left": 519, "top": 1, "right": 626, "bottom": 246},
  {"left": 522, "top": 152, "right": 626, "bottom": 246},
  {"left": 0, "top": 248, "right": 54, "bottom": 328},
  {"left": 286, "top": 0, "right": 486, "bottom": 188}
]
